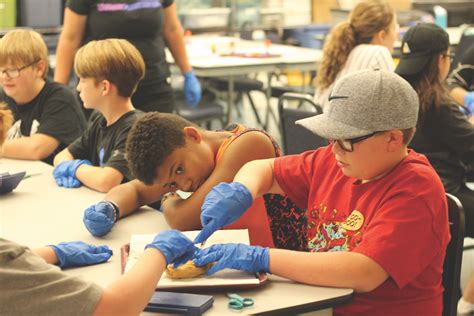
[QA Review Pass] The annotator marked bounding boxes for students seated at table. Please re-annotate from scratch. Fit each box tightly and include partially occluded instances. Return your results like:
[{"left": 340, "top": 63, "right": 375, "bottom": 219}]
[
  {"left": 193, "top": 69, "right": 450, "bottom": 315},
  {"left": 0, "top": 29, "right": 86, "bottom": 165},
  {"left": 53, "top": 39, "right": 143, "bottom": 193},
  {"left": 314, "top": 0, "right": 397, "bottom": 108},
  {"left": 0, "top": 230, "right": 197, "bottom": 316},
  {"left": 83, "top": 113, "right": 306, "bottom": 250},
  {"left": 448, "top": 45, "right": 474, "bottom": 115},
  {"left": 396, "top": 23, "right": 474, "bottom": 237}
]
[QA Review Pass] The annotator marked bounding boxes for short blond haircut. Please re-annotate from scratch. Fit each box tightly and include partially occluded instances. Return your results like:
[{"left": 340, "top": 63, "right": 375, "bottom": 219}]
[
  {"left": 74, "top": 39, "right": 145, "bottom": 97},
  {"left": 0, "top": 29, "right": 49, "bottom": 79}
]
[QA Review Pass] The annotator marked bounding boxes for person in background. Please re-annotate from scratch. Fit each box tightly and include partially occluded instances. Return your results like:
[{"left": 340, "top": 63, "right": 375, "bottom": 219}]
[
  {"left": 396, "top": 23, "right": 474, "bottom": 236},
  {"left": 0, "top": 230, "right": 197, "bottom": 315},
  {"left": 0, "top": 29, "right": 86, "bottom": 164},
  {"left": 82, "top": 113, "right": 306, "bottom": 252},
  {"left": 194, "top": 69, "right": 449, "bottom": 315},
  {"left": 314, "top": 0, "right": 397, "bottom": 109},
  {"left": 53, "top": 39, "right": 144, "bottom": 193},
  {"left": 395, "top": 23, "right": 474, "bottom": 316},
  {"left": 54, "top": 0, "right": 201, "bottom": 116},
  {"left": 448, "top": 45, "right": 474, "bottom": 116}
]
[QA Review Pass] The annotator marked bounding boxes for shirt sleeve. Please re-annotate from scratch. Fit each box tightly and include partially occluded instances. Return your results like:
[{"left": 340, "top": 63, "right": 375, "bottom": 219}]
[
  {"left": 0, "top": 239, "right": 103, "bottom": 316},
  {"left": 67, "top": 127, "right": 92, "bottom": 160},
  {"left": 162, "top": 0, "right": 174, "bottom": 8},
  {"left": 66, "top": 0, "right": 93, "bottom": 15},
  {"left": 105, "top": 128, "right": 132, "bottom": 179},
  {"left": 352, "top": 176, "right": 448, "bottom": 289},
  {"left": 273, "top": 150, "right": 321, "bottom": 209}
]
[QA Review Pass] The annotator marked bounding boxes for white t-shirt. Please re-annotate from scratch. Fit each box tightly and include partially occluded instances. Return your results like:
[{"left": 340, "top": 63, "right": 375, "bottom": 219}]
[{"left": 315, "top": 44, "right": 395, "bottom": 109}]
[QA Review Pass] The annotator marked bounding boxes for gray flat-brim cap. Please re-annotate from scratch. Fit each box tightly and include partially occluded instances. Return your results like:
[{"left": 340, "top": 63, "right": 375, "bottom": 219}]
[{"left": 296, "top": 68, "right": 419, "bottom": 140}]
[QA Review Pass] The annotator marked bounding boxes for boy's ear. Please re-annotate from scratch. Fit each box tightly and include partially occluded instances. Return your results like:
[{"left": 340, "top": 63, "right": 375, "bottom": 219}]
[
  {"left": 386, "top": 130, "right": 404, "bottom": 152},
  {"left": 35, "top": 60, "right": 46, "bottom": 78},
  {"left": 183, "top": 126, "right": 202, "bottom": 143},
  {"left": 101, "top": 80, "right": 112, "bottom": 96}
]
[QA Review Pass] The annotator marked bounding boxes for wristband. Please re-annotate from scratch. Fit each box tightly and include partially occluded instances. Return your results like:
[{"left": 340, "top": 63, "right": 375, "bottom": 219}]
[{"left": 103, "top": 200, "right": 120, "bottom": 222}]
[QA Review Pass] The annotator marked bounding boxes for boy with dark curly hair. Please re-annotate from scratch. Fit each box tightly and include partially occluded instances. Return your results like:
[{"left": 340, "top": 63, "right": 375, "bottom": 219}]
[{"left": 83, "top": 112, "right": 306, "bottom": 251}]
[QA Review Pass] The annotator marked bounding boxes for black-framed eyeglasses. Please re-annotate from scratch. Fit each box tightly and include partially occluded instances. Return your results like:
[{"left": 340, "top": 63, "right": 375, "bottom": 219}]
[
  {"left": 443, "top": 53, "right": 455, "bottom": 63},
  {"left": 0, "top": 60, "right": 39, "bottom": 79},
  {"left": 329, "top": 132, "right": 379, "bottom": 152}
]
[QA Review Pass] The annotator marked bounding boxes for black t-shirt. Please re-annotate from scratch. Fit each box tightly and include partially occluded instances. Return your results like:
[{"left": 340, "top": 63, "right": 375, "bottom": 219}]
[
  {"left": 0, "top": 80, "right": 87, "bottom": 164},
  {"left": 68, "top": 109, "right": 143, "bottom": 181},
  {"left": 409, "top": 102, "right": 474, "bottom": 193},
  {"left": 67, "top": 0, "right": 174, "bottom": 104},
  {"left": 448, "top": 45, "right": 474, "bottom": 92}
]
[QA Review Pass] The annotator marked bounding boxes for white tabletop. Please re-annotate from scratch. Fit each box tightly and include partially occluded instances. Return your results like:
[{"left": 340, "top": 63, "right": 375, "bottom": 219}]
[
  {"left": 170, "top": 35, "right": 323, "bottom": 77},
  {"left": 0, "top": 158, "right": 353, "bottom": 315}
]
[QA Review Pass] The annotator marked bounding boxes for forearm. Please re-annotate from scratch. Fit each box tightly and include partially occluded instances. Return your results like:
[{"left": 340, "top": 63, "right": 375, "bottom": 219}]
[
  {"left": 53, "top": 148, "right": 74, "bottom": 165},
  {"left": 103, "top": 180, "right": 159, "bottom": 218},
  {"left": 54, "top": 37, "right": 77, "bottom": 84},
  {"left": 164, "top": 18, "right": 192, "bottom": 74},
  {"left": 234, "top": 159, "right": 283, "bottom": 198},
  {"left": 93, "top": 249, "right": 166, "bottom": 316},
  {"left": 54, "top": 9, "right": 85, "bottom": 84},
  {"left": 268, "top": 249, "right": 388, "bottom": 292},
  {"left": 2, "top": 136, "right": 57, "bottom": 160},
  {"left": 33, "top": 247, "right": 58, "bottom": 265},
  {"left": 450, "top": 87, "right": 468, "bottom": 106},
  {"left": 76, "top": 165, "right": 123, "bottom": 193},
  {"left": 163, "top": 195, "right": 202, "bottom": 230}
]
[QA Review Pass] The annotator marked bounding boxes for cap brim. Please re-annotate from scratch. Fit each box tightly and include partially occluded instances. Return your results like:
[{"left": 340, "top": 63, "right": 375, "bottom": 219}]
[
  {"left": 395, "top": 54, "right": 430, "bottom": 76},
  {"left": 295, "top": 113, "right": 372, "bottom": 140}
]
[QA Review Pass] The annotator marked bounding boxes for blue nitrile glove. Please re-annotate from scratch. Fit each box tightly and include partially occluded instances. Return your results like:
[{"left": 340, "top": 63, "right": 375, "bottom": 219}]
[
  {"left": 183, "top": 70, "right": 201, "bottom": 107},
  {"left": 83, "top": 201, "right": 118, "bottom": 237},
  {"left": 194, "top": 182, "right": 253, "bottom": 244},
  {"left": 53, "top": 159, "right": 92, "bottom": 188},
  {"left": 50, "top": 241, "right": 113, "bottom": 268},
  {"left": 145, "top": 230, "right": 198, "bottom": 266},
  {"left": 464, "top": 91, "right": 474, "bottom": 113},
  {"left": 194, "top": 243, "right": 270, "bottom": 275}
]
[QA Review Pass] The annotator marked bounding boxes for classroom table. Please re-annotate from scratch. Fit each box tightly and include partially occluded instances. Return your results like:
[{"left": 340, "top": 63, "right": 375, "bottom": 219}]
[
  {"left": 0, "top": 158, "right": 353, "bottom": 315},
  {"left": 169, "top": 35, "right": 323, "bottom": 129}
]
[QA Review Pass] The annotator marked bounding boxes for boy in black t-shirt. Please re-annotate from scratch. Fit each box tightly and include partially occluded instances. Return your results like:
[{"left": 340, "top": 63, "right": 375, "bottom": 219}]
[
  {"left": 0, "top": 29, "right": 86, "bottom": 164},
  {"left": 53, "top": 39, "right": 144, "bottom": 193}
]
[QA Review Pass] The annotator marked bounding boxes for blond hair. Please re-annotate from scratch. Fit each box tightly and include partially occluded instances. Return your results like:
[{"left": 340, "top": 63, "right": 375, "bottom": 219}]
[
  {"left": 0, "top": 102, "right": 13, "bottom": 146},
  {"left": 0, "top": 29, "right": 49, "bottom": 79},
  {"left": 316, "top": 0, "right": 394, "bottom": 90},
  {"left": 74, "top": 39, "right": 145, "bottom": 97}
]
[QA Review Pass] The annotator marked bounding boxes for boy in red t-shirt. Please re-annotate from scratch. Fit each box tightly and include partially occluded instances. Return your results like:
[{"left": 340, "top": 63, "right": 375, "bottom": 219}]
[{"left": 194, "top": 69, "right": 450, "bottom": 315}]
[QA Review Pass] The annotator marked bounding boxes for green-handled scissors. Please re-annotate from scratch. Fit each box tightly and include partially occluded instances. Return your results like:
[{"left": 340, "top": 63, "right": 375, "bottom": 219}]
[{"left": 227, "top": 293, "right": 254, "bottom": 311}]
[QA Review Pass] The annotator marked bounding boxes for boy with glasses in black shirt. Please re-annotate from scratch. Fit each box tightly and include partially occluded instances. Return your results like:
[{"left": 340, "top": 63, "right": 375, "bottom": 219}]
[{"left": 0, "top": 29, "right": 86, "bottom": 164}]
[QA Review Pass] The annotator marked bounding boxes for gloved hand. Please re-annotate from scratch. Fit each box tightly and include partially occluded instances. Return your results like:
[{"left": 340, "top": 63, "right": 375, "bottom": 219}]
[
  {"left": 53, "top": 159, "right": 92, "bottom": 188},
  {"left": 194, "top": 182, "right": 253, "bottom": 244},
  {"left": 83, "top": 201, "right": 118, "bottom": 237},
  {"left": 194, "top": 243, "right": 270, "bottom": 275},
  {"left": 50, "top": 241, "right": 113, "bottom": 268},
  {"left": 464, "top": 91, "right": 474, "bottom": 113},
  {"left": 145, "top": 230, "right": 198, "bottom": 266},
  {"left": 183, "top": 70, "right": 201, "bottom": 107}
]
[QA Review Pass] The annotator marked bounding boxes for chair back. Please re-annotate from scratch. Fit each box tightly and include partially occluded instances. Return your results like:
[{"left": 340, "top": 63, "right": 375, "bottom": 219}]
[
  {"left": 443, "top": 193, "right": 465, "bottom": 316},
  {"left": 278, "top": 92, "right": 326, "bottom": 155},
  {"left": 452, "top": 27, "right": 474, "bottom": 70}
]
